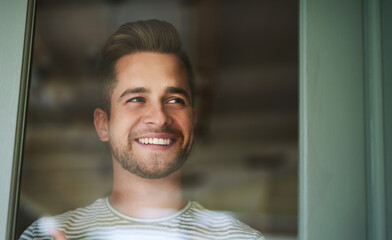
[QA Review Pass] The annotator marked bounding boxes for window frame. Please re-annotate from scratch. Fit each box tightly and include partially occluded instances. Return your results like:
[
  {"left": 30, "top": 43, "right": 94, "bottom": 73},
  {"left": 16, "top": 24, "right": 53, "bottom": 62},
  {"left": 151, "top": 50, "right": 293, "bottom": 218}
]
[{"left": 0, "top": 0, "right": 35, "bottom": 239}]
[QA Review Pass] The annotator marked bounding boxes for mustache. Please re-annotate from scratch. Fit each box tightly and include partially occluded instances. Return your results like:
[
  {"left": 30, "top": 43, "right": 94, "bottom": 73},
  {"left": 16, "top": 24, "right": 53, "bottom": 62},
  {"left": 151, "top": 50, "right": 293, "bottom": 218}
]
[{"left": 130, "top": 126, "right": 183, "bottom": 138}]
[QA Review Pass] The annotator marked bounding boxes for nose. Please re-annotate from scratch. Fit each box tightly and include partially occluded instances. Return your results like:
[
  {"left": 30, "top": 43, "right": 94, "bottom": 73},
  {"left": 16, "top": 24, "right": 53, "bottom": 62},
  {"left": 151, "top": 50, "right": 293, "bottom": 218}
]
[{"left": 142, "top": 102, "right": 172, "bottom": 127}]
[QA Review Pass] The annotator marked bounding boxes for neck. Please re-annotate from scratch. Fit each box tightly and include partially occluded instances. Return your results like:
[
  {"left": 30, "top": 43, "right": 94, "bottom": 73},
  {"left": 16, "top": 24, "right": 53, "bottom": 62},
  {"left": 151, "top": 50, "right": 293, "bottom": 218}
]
[{"left": 109, "top": 160, "right": 187, "bottom": 219}]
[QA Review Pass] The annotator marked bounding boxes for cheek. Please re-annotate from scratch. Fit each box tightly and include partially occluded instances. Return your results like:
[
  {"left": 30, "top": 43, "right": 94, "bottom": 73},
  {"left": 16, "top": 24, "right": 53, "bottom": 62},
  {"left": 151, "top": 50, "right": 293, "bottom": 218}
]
[
  {"left": 177, "top": 112, "right": 195, "bottom": 135},
  {"left": 109, "top": 115, "right": 135, "bottom": 137}
]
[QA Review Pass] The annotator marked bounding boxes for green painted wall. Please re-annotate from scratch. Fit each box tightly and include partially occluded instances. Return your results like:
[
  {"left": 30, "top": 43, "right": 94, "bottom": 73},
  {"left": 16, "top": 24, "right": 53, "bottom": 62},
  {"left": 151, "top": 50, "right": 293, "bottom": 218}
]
[
  {"left": 300, "top": 0, "right": 390, "bottom": 239},
  {"left": 299, "top": 0, "right": 367, "bottom": 239}
]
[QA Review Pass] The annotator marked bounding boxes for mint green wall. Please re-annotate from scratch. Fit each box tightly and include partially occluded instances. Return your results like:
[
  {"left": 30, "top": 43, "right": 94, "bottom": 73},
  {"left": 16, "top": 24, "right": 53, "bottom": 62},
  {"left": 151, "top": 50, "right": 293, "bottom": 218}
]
[
  {"left": 0, "top": 0, "right": 33, "bottom": 239},
  {"left": 300, "top": 0, "right": 390, "bottom": 239},
  {"left": 299, "top": 0, "right": 367, "bottom": 239}
]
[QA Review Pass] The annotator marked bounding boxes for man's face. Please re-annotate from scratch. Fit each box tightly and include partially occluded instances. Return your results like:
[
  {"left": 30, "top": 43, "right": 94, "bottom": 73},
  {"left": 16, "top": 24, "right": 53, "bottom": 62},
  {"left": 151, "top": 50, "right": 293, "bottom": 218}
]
[{"left": 95, "top": 52, "right": 196, "bottom": 179}]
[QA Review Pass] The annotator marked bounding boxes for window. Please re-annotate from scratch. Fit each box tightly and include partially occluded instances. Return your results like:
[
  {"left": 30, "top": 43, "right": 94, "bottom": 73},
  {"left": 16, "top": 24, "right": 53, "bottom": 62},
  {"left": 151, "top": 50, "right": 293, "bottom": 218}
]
[{"left": 16, "top": 1, "right": 298, "bottom": 239}]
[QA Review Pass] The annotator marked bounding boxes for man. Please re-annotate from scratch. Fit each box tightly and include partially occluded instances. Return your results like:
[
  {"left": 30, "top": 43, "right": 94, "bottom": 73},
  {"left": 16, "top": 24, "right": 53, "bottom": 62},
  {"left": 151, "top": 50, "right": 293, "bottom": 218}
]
[{"left": 20, "top": 20, "right": 264, "bottom": 240}]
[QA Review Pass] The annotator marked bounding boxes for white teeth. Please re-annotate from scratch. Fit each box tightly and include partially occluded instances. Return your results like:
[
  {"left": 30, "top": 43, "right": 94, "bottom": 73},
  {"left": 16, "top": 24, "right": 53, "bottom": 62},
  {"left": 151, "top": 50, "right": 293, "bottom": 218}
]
[{"left": 138, "top": 138, "right": 172, "bottom": 145}]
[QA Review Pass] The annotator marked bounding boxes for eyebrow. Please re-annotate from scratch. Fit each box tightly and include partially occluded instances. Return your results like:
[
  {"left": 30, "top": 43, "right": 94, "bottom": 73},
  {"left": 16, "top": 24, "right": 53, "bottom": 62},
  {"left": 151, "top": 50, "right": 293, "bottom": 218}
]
[
  {"left": 165, "top": 87, "right": 191, "bottom": 103},
  {"left": 118, "top": 86, "right": 191, "bottom": 103},
  {"left": 119, "top": 87, "right": 149, "bottom": 100}
]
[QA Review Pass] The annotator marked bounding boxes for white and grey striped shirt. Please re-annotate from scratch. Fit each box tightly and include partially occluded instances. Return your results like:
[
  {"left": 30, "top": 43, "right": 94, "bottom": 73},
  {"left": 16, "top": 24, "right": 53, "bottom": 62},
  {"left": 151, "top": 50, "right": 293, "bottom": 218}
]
[{"left": 20, "top": 198, "right": 264, "bottom": 240}]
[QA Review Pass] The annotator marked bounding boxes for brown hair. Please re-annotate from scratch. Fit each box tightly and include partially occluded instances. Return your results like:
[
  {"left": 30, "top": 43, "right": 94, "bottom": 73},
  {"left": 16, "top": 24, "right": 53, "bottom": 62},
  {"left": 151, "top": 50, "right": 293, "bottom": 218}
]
[{"left": 96, "top": 19, "right": 195, "bottom": 114}]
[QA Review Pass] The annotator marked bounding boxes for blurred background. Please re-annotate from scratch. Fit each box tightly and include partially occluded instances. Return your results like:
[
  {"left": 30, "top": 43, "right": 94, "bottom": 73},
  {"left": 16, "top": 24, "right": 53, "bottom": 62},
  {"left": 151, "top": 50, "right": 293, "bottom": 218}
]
[{"left": 17, "top": 0, "right": 298, "bottom": 239}]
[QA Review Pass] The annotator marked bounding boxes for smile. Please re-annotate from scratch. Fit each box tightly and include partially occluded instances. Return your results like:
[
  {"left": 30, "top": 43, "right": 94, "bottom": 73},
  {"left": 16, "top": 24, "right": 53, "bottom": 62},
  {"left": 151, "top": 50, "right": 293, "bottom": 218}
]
[{"left": 137, "top": 138, "right": 172, "bottom": 146}]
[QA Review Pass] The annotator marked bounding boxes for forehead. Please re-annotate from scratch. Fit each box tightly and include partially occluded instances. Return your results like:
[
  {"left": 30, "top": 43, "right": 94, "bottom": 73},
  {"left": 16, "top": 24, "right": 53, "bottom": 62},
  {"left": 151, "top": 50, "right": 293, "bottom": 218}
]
[{"left": 114, "top": 52, "right": 189, "bottom": 91}]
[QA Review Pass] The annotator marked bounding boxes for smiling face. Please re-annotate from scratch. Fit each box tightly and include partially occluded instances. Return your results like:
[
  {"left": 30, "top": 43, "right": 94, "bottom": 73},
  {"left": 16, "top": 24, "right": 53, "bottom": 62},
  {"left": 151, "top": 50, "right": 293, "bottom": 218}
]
[{"left": 94, "top": 52, "right": 196, "bottom": 179}]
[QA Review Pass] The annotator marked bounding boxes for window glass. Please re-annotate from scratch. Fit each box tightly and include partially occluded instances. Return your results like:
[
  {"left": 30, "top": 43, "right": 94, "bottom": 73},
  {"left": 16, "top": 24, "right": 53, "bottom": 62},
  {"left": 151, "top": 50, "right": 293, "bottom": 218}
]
[{"left": 17, "top": 1, "right": 298, "bottom": 239}]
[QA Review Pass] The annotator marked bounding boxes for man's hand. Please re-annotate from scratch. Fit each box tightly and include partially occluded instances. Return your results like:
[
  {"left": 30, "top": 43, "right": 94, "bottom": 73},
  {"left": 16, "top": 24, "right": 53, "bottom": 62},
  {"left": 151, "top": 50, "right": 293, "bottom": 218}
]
[{"left": 49, "top": 229, "right": 66, "bottom": 240}]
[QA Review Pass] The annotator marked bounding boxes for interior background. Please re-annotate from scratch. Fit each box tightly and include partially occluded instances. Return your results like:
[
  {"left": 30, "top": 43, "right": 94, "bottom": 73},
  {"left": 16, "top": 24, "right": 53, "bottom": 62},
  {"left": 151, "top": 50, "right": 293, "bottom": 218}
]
[{"left": 17, "top": 0, "right": 298, "bottom": 239}]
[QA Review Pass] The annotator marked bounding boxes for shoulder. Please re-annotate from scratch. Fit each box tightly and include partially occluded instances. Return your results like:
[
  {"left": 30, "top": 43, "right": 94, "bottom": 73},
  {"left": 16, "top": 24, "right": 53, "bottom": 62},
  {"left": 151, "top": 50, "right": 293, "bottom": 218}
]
[
  {"left": 181, "top": 201, "right": 265, "bottom": 240},
  {"left": 19, "top": 198, "right": 110, "bottom": 239},
  {"left": 50, "top": 197, "right": 110, "bottom": 228}
]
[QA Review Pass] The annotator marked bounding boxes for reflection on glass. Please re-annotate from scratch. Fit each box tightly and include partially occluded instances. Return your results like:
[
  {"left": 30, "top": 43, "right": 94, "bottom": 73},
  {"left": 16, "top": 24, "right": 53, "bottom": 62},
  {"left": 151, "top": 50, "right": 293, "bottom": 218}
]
[{"left": 17, "top": 1, "right": 298, "bottom": 239}]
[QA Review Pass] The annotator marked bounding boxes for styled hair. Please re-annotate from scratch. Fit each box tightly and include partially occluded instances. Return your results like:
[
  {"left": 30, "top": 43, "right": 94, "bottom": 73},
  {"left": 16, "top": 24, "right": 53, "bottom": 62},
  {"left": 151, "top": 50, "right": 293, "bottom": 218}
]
[{"left": 96, "top": 19, "right": 195, "bottom": 114}]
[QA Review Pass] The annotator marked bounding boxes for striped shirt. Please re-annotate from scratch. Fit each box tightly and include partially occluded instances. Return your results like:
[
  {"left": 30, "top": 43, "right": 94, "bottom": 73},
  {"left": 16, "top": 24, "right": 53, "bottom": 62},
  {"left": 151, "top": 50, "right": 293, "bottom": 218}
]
[{"left": 20, "top": 198, "right": 264, "bottom": 240}]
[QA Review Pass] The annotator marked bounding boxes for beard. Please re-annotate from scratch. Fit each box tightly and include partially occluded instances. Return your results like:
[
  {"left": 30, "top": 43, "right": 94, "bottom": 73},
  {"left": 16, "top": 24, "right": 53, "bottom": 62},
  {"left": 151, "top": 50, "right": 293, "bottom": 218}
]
[{"left": 110, "top": 127, "right": 192, "bottom": 179}]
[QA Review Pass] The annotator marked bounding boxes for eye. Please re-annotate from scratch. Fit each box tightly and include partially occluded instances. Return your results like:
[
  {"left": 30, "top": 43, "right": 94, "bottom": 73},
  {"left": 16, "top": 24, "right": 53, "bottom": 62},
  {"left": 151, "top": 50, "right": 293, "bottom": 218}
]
[
  {"left": 127, "top": 97, "right": 145, "bottom": 103},
  {"left": 167, "top": 98, "right": 185, "bottom": 104}
]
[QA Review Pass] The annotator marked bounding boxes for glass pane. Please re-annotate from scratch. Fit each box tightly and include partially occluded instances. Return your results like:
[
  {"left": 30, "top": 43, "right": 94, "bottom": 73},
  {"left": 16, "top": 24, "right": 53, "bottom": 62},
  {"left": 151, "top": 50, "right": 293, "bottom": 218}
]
[{"left": 17, "top": 1, "right": 298, "bottom": 239}]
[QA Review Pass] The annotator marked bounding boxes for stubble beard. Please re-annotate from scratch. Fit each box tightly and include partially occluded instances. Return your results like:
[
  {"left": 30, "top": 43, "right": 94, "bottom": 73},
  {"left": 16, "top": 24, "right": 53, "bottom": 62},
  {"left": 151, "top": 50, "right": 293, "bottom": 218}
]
[{"left": 110, "top": 129, "right": 192, "bottom": 179}]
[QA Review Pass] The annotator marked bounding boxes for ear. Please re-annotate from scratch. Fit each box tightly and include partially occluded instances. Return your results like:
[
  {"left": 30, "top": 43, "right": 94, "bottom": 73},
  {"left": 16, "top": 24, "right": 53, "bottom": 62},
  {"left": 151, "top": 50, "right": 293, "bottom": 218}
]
[
  {"left": 192, "top": 108, "right": 197, "bottom": 125},
  {"left": 94, "top": 108, "right": 109, "bottom": 142}
]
